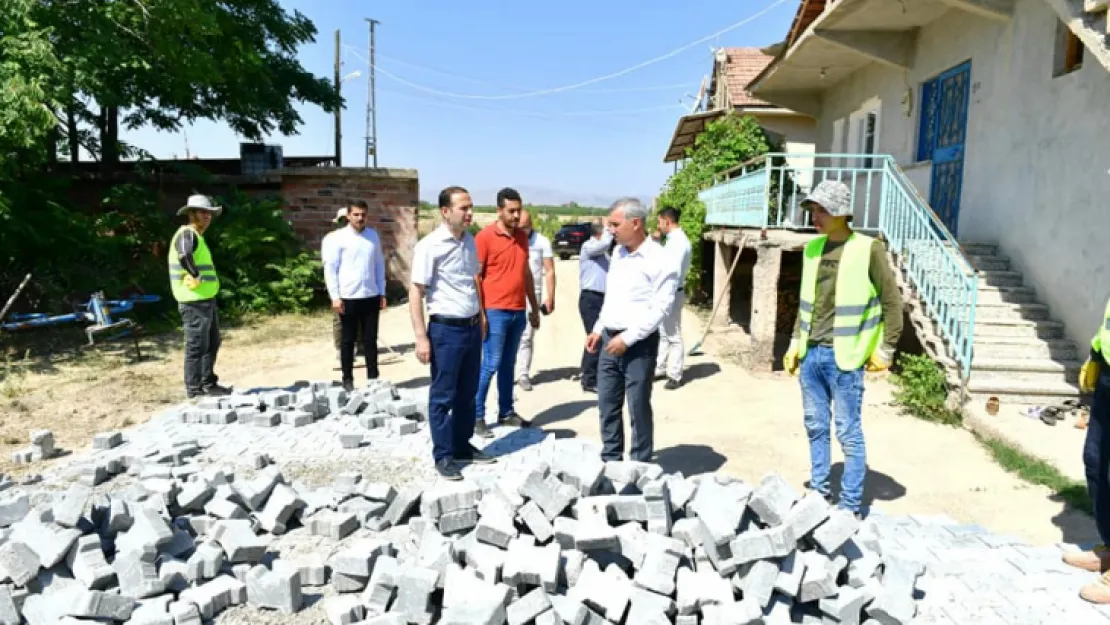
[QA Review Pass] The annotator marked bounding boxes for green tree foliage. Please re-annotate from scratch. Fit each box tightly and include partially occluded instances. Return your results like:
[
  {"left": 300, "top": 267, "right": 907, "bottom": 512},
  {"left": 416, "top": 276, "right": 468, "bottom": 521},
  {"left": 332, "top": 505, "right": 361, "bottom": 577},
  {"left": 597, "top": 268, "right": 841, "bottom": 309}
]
[
  {"left": 0, "top": 1, "right": 336, "bottom": 322},
  {"left": 657, "top": 114, "right": 772, "bottom": 299}
]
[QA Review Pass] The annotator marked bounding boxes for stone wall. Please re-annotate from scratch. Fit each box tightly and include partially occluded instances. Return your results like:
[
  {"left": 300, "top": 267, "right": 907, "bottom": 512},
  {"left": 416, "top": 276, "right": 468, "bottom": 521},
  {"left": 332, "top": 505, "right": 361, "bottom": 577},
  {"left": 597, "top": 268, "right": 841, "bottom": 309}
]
[{"left": 280, "top": 168, "right": 419, "bottom": 291}]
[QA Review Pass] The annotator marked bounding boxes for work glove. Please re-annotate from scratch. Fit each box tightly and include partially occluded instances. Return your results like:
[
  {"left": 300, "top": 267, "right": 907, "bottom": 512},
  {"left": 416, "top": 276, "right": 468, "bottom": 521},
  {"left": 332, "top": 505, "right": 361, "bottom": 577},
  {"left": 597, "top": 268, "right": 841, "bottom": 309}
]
[
  {"left": 183, "top": 275, "right": 201, "bottom": 290},
  {"left": 865, "top": 347, "right": 894, "bottom": 373},
  {"left": 1080, "top": 358, "right": 1101, "bottom": 394},
  {"left": 783, "top": 340, "right": 800, "bottom": 376}
]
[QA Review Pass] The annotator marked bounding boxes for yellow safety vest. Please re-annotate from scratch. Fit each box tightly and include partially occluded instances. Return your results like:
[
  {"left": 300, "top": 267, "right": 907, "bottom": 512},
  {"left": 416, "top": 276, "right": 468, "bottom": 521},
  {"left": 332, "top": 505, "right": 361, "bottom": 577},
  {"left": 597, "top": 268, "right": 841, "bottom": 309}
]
[
  {"left": 168, "top": 226, "right": 219, "bottom": 302},
  {"left": 1092, "top": 296, "right": 1110, "bottom": 363},
  {"left": 796, "top": 233, "right": 883, "bottom": 370}
]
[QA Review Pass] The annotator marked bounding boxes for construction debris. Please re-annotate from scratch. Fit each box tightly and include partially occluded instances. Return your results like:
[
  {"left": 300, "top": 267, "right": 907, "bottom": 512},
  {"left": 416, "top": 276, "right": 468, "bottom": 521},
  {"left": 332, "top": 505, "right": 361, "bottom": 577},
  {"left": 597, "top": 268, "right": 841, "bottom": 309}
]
[{"left": 0, "top": 374, "right": 926, "bottom": 625}]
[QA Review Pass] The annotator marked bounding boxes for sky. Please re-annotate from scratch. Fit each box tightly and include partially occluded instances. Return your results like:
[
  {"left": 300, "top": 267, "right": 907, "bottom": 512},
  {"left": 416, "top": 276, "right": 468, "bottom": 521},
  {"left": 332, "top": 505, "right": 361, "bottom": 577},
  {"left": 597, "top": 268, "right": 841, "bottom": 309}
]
[{"left": 121, "top": 0, "right": 797, "bottom": 207}]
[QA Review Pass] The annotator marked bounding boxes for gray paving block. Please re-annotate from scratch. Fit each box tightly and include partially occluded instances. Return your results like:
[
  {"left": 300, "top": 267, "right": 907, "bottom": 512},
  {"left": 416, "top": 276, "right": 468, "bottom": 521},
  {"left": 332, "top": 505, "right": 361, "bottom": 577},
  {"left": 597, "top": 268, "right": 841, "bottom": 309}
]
[
  {"left": 798, "top": 550, "right": 839, "bottom": 603},
  {"left": 211, "top": 519, "right": 270, "bottom": 564},
  {"left": 519, "top": 470, "right": 577, "bottom": 520},
  {"left": 773, "top": 550, "right": 806, "bottom": 598},
  {"left": 748, "top": 473, "right": 799, "bottom": 526},
  {"left": 569, "top": 561, "right": 630, "bottom": 623},
  {"left": 394, "top": 566, "right": 438, "bottom": 625},
  {"left": 0, "top": 541, "right": 40, "bottom": 587},
  {"left": 325, "top": 594, "right": 366, "bottom": 624},
  {"left": 507, "top": 587, "right": 552, "bottom": 625},
  {"left": 783, "top": 491, "right": 831, "bottom": 540},
  {"left": 0, "top": 585, "right": 19, "bottom": 625},
  {"left": 69, "top": 589, "right": 136, "bottom": 621},
  {"left": 813, "top": 508, "right": 861, "bottom": 553},
  {"left": 737, "top": 559, "right": 780, "bottom": 609},
  {"left": 245, "top": 564, "right": 302, "bottom": 613},
  {"left": 52, "top": 484, "right": 91, "bottom": 528},
  {"left": 66, "top": 534, "right": 115, "bottom": 590},
  {"left": 729, "top": 525, "right": 795, "bottom": 565},
  {"left": 185, "top": 541, "right": 225, "bottom": 582}
]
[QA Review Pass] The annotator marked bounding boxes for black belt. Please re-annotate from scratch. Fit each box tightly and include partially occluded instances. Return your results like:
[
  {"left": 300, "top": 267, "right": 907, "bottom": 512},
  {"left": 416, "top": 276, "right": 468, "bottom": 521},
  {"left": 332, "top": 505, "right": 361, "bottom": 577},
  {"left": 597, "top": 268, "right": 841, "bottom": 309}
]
[
  {"left": 581, "top": 289, "right": 604, "bottom": 297},
  {"left": 430, "top": 314, "right": 481, "bottom": 327},
  {"left": 604, "top": 328, "right": 625, "bottom": 336}
]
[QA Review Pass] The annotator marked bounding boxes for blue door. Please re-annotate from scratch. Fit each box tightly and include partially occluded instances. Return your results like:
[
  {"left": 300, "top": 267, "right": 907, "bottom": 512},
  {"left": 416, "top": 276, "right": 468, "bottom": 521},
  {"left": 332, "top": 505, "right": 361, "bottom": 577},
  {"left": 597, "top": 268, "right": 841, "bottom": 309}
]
[{"left": 918, "top": 61, "right": 971, "bottom": 236}]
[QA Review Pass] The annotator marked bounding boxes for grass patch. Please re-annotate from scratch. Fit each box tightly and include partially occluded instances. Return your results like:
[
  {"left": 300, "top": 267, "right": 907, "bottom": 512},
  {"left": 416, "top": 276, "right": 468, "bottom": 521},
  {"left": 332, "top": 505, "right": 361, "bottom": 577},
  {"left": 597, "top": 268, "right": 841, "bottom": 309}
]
[
  {"left": 890, "top": 353, "right": 962, "bottom": 426},
  {"left": 977, "top": 434, "right": 1092, "bottom": 514}
]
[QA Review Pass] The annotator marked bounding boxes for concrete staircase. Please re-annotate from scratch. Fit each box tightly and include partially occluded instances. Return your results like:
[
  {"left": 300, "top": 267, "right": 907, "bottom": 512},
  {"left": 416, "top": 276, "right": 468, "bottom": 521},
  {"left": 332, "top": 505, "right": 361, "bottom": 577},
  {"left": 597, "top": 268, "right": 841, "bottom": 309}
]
[
  {"left": 962, "top": 242, "right": 1083, "bottom": 406},
  {"left": 1044, "top": 0, "right": 1110, "bottom": 72}
]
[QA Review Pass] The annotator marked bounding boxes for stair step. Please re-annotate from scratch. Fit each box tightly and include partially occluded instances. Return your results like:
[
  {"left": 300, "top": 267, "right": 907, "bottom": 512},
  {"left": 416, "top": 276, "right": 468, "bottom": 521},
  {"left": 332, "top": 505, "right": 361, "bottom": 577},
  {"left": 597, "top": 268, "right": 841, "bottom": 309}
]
[
  {"left": 975, "top": 302, "right": 1051, "bottom": 322},
  {"left": 974, "top": 285, "right": 1037, "bottom": 305},
  {"left": 978, "top": 270, "right": 1024, "bottom": 287},
  {"left": 967, "top": 378, "right": 1080, "bottom": 406},
  {"left": 968, "top": 254, "right": 1010, "bottom": 271},
  {"left": 973, "top": 337, "right": 1079, "bottom": 360},
  {"left": 974, "top": 318, "right": 1065, "bottom": 339},
  {"left": 971, "top": 358, "right": 1081, "bottom": 384},
  {"left": 960, "top": 242, "right": 998, "bottom": 256}
]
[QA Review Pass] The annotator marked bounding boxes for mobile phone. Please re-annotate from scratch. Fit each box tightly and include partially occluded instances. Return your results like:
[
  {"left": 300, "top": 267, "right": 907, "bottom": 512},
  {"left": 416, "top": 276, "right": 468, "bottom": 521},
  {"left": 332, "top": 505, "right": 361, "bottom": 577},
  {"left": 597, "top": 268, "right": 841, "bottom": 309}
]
[{"left": 540, "top": 303, "right": 551, "bottom": 315}]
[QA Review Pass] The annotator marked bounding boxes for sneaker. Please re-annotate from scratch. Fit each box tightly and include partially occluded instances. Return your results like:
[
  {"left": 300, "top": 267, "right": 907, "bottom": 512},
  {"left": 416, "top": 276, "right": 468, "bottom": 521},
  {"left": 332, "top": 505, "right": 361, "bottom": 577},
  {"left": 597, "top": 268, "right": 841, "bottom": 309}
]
[
  {"left": 342, "top": 380, "right": 355, "bottom": 393},
  {"left": 457, "top": 445, "right": 496, "bottom": 465},
  {"left": 1082, "top": 569, "right": 1110, "bottom": 603},
  {"left": 498, "top": 412, "right": 532, "bottom": 428},
  {"left": 473, "top": 420, "right": 494, "bottom": 439},
  {"left": 518, "top": 376, "right": 533, "bottom": 392},
  {"left": 203, "top": 384, "right": 232, "bottom": 396},
  {"left": 186, "top": 389, "right": 204, "bottom": 400},
  {"left": 664, "top": 378, "right": 682, "bottom": 390},
  {"left": 1065, "top": 545, "right": 1110, "bottom": 573},
  {"left": 582, "top": 384, "right": 597, "bottom": 394},
  {"left": 435, "top": 458, "right": 462, "bottom": 481}
]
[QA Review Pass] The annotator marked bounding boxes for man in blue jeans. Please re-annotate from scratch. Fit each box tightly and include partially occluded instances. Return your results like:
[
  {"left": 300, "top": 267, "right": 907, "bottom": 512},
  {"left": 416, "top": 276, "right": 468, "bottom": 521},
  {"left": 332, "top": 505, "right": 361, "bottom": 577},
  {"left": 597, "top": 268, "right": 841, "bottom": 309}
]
[
  {"left": 472, "top": 188, "right": 541, "bottom": 438},
  {"left": 408, "top": 186, "right": 496, "bottom": 481},
  {"left": 783, "top": 181, "right": 902, "bottom": 518}
]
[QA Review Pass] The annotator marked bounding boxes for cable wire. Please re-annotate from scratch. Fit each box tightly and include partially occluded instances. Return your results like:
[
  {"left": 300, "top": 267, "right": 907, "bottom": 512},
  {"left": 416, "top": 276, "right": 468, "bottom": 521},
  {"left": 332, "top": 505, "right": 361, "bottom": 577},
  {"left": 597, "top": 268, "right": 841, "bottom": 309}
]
[
  {"left": 376, "top": 87, "right": 684, "bottom": 118},
  {"left": 371, "top": 51, "right": 701, "bottom": 94},
  {"left": 343, "top": 0, "right": 788, "bottom": 101}
]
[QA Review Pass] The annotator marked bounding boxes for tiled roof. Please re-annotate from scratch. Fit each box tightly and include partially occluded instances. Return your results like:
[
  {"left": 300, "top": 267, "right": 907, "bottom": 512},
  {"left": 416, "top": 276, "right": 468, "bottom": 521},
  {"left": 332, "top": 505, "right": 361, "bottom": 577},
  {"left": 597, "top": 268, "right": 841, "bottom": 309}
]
[{"left": 719, "top": 48, "right": 776, "bottom": 108}]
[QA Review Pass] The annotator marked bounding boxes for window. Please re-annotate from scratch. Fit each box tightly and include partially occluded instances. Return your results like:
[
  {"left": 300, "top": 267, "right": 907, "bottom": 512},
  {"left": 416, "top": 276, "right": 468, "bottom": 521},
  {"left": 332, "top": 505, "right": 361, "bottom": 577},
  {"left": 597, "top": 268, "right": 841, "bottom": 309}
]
[
  {"left": 1053, "top": 20, "right": 1084, "bottom": 77},
  {"left": 848, "top": 98, "right": 881, "bottom": 169}
]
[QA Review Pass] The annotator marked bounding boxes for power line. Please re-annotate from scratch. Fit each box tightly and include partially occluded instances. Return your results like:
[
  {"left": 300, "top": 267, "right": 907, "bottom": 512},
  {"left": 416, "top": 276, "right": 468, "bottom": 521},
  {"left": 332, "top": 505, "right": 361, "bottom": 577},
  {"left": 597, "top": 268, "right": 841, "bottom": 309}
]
[
  {"left": 375, "top": 87, "right": 684, "bottom": 118},
  {"left": 371, "top": 51, "right": 700, "bottom": 94},
  {"left": 342, "top": 0, "right": 788, "bottom": 101}
]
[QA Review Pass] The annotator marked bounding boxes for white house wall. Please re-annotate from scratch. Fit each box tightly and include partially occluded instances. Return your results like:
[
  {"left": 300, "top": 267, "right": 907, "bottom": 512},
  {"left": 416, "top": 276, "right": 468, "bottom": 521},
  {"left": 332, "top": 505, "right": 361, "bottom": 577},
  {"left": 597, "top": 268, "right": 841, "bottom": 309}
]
[
  {"left": 814, "top": 0, "right": 1110, "bottom": 348},
  {"left": 753, "top": 113, "right": 819, "bottom": 193}
]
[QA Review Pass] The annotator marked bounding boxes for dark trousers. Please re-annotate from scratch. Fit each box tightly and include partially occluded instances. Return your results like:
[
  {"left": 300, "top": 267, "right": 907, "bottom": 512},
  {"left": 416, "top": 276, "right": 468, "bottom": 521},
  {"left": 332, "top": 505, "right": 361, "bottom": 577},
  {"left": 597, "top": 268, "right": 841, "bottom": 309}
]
[
  {"left": 333, "top": 313, "right": 363, "bottom": 352},
  {"left": 428, "top": 321, "right": 482, "bottom": 462},
  {"left": 598, "top": 329, "right": 659, "bottom": 462},
  {"left": 180, "top": 300, "right": 221, "bottom": 394},
  {"left": 578, "top": 290, "right": 605, "bottom": 387},
  {"left": 1084, "top": 369, "right": 1110, "bottom": 544},
  {"left": 340, "top": 296, "right": 380, "bottom": 383}
]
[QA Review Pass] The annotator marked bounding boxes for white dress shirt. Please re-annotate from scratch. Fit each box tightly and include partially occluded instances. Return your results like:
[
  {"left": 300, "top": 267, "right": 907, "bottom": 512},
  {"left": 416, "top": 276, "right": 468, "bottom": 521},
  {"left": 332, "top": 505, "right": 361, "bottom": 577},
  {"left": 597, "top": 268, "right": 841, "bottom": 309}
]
[
  {"left": 593, "top": 238, "right": 679, "bottom": 348},
  {"left": 527, "top": 231, "right": 554, "bottom": 298},
  {"left": 411, "top": 223, "right": 480, "bottom": 318},
  {"left": 666, "top": 227, "right": 693, "bottom": 283},
  {"left": 323, "top": 226, "right": 386, "bottom": 300}
]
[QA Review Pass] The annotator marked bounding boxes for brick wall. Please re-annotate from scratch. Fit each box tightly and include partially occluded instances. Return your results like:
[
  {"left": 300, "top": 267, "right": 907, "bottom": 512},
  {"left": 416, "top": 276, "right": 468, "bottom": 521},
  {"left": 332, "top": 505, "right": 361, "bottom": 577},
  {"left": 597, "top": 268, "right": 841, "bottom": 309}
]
[{"left": 281, "top": 168, "right": 419, "bottom": 290}]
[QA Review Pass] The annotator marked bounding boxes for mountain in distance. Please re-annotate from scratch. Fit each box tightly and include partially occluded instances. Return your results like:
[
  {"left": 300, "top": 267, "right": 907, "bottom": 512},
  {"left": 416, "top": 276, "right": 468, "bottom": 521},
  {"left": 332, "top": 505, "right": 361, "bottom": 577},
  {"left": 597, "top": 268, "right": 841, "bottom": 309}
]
[{"left": 421, "top": 183, "right": 651, "bottom": 208}]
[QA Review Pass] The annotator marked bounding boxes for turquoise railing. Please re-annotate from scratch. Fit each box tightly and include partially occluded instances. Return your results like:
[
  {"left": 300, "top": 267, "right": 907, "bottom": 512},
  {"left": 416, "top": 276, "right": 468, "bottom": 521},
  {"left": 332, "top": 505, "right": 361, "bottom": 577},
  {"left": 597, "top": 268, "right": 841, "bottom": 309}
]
[{"left": 700, "top": 152, "right": 979, "bottom": 378}]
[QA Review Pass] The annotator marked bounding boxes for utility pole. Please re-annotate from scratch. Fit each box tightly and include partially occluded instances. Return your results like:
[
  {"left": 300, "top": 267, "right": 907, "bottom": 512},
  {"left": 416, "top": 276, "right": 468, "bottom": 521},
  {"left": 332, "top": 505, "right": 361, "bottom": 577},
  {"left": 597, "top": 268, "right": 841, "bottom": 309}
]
[
  {"left": 365, "top": 18, "right": 379, "bottom": 168},
  {"left": 334, "top": 29, "right": 342, "bottom": 167}
]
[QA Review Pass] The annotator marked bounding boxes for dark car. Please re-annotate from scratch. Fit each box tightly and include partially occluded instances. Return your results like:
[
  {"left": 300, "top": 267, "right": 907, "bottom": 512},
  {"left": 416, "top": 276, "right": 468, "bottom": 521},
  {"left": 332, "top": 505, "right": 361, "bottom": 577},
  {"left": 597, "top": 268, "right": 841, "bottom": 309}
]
[{"left": 552, "top": 223, "right": 594, "bottom": 260}]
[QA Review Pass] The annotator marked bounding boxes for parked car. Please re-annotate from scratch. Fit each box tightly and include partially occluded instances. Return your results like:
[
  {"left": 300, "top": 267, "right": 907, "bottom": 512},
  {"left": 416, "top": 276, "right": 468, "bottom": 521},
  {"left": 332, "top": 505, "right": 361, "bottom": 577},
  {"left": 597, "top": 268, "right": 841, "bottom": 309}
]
[{"left": 552, "top": 223, "right": 594, "bottom": 260}]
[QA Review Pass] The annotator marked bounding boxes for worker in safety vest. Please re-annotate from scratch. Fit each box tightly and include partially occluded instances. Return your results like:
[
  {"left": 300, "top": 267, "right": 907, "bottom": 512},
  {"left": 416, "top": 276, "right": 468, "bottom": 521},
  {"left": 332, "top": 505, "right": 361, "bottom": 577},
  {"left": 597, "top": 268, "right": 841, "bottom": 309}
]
[
  {"left": 169, "top": 194, "right": 231, "bottom": 399},
  {"left": 1065, "top": 295, "right": 1110, "bottom": 603},
  {"left": 783, "top": 180, "right": 903, "bottom": 519}
]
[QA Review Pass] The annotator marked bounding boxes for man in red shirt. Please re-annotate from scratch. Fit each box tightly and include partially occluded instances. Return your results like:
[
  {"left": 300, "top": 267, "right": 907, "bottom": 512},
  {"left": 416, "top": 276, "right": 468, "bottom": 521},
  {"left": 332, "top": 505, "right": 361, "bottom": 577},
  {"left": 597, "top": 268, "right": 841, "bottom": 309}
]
[{"left": 473, "top": 187, "right": 541, "bottom": 438}]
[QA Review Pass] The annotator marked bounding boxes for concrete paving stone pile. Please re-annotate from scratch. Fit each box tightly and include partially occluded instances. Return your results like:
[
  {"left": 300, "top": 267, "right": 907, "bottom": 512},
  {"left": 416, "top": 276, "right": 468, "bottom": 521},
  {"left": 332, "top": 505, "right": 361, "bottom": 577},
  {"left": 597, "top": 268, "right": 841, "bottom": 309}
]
[{"left": 0, "top": 378, "right": 1108, "bottom": 623}]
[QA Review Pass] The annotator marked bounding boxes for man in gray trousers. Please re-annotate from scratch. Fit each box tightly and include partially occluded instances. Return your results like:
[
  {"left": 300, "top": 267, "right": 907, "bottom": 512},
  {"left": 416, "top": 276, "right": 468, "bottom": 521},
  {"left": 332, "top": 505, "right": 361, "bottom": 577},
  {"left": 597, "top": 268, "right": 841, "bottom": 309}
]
[{"left": 585, "top": 198, "right": 678, "bottom": 462}]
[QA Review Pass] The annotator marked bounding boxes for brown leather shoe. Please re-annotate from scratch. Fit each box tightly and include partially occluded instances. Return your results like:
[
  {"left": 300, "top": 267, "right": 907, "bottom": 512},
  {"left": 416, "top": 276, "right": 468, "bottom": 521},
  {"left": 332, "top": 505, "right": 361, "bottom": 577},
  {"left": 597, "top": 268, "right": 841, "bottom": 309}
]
[
  {"left": 1081, "top": 570, "right": 1110, "bottom": 603},
  {"left": 1064, "top": 545, "right": 1110, "bottom": 573}
]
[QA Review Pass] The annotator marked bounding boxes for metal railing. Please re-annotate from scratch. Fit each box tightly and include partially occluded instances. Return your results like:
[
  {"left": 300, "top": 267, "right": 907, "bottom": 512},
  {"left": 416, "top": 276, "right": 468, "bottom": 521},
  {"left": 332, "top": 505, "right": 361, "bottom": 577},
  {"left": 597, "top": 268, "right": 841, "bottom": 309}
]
[{"left": 700, "top": 152, "right": 978, "bottom": 377}]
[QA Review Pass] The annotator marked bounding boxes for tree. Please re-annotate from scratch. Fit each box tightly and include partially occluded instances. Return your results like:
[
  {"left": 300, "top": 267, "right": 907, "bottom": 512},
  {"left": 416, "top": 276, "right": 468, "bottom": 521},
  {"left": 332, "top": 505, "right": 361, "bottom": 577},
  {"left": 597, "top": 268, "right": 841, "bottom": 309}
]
[
  {"left": 34, "top": 0, "right": 341, "bottom": 167},
  {"left": 658, "top": 113, "right": 772, "bottom": 299}
]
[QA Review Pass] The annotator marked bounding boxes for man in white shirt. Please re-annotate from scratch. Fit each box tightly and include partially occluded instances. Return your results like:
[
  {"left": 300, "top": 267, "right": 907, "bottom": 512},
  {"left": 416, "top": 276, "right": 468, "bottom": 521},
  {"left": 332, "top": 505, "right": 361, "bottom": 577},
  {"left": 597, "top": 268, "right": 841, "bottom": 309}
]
[
  {"left": 323, "top": 200, "right": 387, "bottom": 390},
  {"left": 324, "top": 208, "right": 362, "bottom": 362},
  {"left": 409, "top": 186, "right": 496, "bottom": 482},
  {"left": 585, "top": 198, "right": 678, "bottom": 462},
  {"left": 653, "top": 206, "right": 692, "bottom": 389},
  {"left": 515, "top": 210, "right": 556, "bottom": 391}
]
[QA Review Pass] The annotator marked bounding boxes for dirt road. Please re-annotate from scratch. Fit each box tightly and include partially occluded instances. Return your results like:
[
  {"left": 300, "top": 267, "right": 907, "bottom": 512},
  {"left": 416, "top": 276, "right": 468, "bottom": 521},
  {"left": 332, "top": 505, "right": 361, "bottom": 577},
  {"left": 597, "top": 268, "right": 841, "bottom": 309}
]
[{"left": 1, "top": 260, "right": 1094, "bottom": 546}]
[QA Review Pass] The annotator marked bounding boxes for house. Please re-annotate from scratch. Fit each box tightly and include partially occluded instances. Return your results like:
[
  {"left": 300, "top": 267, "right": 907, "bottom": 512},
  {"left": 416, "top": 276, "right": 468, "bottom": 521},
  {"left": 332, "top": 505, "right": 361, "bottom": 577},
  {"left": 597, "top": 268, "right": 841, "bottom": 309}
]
[
  {"left": 663, "top": 47, "right": 817, "bottom": 188},
  {"left": 699, "top": 0, "right": 1110, "bottom": 405}
]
